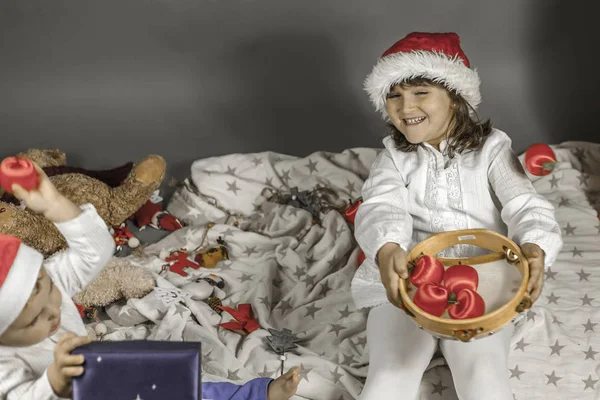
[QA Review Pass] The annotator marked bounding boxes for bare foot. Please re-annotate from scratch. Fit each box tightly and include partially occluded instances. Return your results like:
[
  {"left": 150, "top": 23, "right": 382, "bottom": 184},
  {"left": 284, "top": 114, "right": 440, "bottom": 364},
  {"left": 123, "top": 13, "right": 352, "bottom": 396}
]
[{"left": 267, "top": 367, "right": 300, "bottom": 400}]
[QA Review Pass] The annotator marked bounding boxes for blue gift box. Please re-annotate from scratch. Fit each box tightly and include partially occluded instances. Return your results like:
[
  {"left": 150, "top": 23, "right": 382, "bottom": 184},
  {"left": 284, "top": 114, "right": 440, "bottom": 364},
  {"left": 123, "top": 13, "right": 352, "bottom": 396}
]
[{"left": 72, "top": 340, "right": 202, "bottom": 400}]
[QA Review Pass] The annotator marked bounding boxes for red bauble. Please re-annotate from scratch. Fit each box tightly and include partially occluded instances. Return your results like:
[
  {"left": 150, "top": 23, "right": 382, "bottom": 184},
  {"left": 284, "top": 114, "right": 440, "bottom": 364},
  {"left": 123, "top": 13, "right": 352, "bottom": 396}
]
[
  {"left": 524, "top": 143, "right": 556, "bottom": 176},
  {"left": 443, "top": 264, "right": 479, "bottom": 293},
  {"left": 410, "top": 255, "right": 444, "bottom": 287},
  {"left": 0, "top": 157, "right": 39, "bottom": 193},
  {"left": 447, "top": 289, "right": 485, "bottom": 319},
  {"left": 413, "top": 282, "right": 449, "bottom": 317}
]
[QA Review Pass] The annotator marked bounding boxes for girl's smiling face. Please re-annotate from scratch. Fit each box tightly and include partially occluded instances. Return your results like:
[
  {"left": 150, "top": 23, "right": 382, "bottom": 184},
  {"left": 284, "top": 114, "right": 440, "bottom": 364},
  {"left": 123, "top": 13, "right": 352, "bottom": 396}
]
[{"left": 385, "top": 83, "right": 455, "bottom": 149}]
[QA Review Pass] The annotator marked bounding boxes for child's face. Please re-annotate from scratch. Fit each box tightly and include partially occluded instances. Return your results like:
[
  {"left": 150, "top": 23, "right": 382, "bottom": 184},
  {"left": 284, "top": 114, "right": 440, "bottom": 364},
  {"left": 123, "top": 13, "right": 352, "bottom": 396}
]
[
  {"left": 0, "top": 267, "right": 62, "bottom": 347},
  {"left": 385, "top": 83, "right": 454, "bottom": 148}
]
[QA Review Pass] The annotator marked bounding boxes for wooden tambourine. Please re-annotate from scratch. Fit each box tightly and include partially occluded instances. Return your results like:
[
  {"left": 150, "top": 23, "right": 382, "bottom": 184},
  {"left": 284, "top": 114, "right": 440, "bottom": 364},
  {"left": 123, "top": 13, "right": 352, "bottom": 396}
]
[{"left": 399, "top": 229, "right": 532, "bottom": 342}]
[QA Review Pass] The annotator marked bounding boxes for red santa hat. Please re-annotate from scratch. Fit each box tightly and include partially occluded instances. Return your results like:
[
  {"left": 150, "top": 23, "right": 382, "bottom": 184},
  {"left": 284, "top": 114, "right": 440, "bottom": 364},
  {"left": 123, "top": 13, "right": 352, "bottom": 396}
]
[
  {"left": 364, "top": 32, "right": 481, "bottom": 119},
  {"left": 0, "top": 234, "right": 44, "bottom": 335}
]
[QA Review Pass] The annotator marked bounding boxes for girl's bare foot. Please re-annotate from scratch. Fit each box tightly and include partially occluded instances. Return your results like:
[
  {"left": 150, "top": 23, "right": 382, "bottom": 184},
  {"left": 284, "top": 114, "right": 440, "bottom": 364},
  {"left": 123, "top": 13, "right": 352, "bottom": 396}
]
[{"left": 267, "top": 367, "right": 300, "bottom": 400}]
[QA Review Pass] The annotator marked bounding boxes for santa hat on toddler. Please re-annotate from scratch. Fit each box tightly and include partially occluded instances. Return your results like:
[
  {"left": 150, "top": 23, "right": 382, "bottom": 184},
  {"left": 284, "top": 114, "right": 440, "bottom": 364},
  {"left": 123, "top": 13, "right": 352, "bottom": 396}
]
[
  {"left": 0, "top": 234, "right": 44, "bottom": 335},
  {"left": 364, "top": 32, "right": 481, "bottom": 119}
]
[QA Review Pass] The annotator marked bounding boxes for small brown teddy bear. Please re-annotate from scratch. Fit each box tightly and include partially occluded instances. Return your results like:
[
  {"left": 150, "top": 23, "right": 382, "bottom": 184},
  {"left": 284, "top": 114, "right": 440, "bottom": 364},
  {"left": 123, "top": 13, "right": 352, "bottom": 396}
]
[{"left": 0, "top": 148, "right": 167, "bottom": 256}]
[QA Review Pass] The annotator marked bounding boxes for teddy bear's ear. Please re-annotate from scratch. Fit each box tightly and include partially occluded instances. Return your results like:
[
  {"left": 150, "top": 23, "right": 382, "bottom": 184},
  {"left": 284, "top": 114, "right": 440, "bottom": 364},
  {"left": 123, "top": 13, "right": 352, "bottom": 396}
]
[{"left": 46, "top": 149, "right": 67, "bottom": 165}]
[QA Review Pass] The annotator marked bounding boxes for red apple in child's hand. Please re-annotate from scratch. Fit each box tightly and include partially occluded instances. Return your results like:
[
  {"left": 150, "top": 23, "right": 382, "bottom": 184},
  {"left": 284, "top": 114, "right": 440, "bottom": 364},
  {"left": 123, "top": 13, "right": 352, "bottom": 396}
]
[
  {"left": 413, "top": 282, "right": 449, "bottom": 317},
  {"left": 524, "top": 143, "right": 556, "bottom": 176},
  {"left": 443, "top": 264, "right": 479, "bottom": 293},
  {"left": 447, "top": 289, "right": 485, "bottom": 319},
  {"left": 0, "top": 157, "right": 39, "bottom": 194},
  {"left": 409, "top": 255, "right": 444, "bottom": 287}
]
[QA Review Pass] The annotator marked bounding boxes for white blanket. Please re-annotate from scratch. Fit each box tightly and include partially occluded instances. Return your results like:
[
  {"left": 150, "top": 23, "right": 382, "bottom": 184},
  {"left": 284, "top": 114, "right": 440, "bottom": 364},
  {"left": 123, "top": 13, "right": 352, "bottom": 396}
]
[{"left": 93, "top": 142, "right": 600, "bottom": 400}]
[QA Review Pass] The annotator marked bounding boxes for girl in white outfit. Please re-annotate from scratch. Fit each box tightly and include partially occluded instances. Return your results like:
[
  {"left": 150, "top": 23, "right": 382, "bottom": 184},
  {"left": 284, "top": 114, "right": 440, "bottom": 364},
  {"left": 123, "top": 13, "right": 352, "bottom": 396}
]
[{"left": 351, "top": 32, "right": 563, "bottom": 400}]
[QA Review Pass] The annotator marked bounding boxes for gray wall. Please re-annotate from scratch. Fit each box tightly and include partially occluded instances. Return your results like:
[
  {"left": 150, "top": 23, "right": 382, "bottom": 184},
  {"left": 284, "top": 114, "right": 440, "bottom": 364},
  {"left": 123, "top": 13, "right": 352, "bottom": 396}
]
[{"left": 1, "top": 0, "right": 598, "bottom": 190}]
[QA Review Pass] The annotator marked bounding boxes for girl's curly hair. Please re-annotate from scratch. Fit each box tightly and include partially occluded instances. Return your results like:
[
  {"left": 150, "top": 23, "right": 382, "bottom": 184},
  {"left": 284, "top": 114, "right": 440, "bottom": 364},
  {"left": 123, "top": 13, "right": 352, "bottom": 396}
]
[{"left": 387, "top": 77, "right": 492, "bottom": 158}]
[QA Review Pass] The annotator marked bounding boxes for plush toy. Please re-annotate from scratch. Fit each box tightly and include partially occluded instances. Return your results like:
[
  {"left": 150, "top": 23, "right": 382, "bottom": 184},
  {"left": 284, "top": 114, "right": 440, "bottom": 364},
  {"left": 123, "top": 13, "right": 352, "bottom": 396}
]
[
  {"left": 0, "top": 148, "right": 167, "bottom": 256},
  {"left": 73, "top": 256, "right": 156, "bottom": 307}
]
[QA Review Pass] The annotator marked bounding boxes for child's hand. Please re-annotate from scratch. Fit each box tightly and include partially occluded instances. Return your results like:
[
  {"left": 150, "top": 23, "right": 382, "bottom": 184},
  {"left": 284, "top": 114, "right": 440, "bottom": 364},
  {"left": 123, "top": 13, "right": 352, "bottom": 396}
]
[
  {"left": 377, "top": 243, "right": 408, "bottom": 308},
  {"left": 47, "top": 332, "right": 93, "bottom": 398},
  {"left": 10, "top": 162, "right": 61, "bottom": 215},
  {"left": 521, "top": 243, "right": 545, "bottom": 303},
  {"left": 11, "top": 162, "right": 81, "bottom": 223}
]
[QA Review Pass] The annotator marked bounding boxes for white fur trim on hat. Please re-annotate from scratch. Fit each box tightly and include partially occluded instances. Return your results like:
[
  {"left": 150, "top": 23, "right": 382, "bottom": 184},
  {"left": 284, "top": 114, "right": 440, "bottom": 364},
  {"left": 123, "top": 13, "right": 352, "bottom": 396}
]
[
  {"left": 0, "top": 243, "right": 43, "bottom": 335},
  {"left": 364, "top": 50, "right": 481, "bottom": 119}
]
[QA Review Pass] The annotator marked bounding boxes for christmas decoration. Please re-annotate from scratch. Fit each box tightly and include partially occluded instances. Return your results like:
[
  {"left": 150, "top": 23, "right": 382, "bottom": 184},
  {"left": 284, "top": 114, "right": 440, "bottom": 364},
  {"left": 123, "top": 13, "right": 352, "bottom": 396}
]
[
  {"left": 343, "top": 198, "right": 366, "bottom": 266},
  {"left": 265, "top": 186, "right": 347, "bottom": 224},
  {"left": 0, "top": 157, "right": 39, "bottom": 193},
  {"left": 217, "top": 304, "right": 260, "bottom": 335},
  {"left": 524, "top": 143, "right": 557, "bottom": 176},
  {"left": 159, "top": 249, "right": 200, "bottom": 277},
  {"left": 193, "top": 237, "right": 229, "bottom": 268},
  {"left": 131, "top": 198, "right": 183, "bottom": 231},
  {"left": 109, "top": 223, "right": 140, "bottom": 252},
  {"left": 265, "top": 328, "right": 304, "bottom": 375}
]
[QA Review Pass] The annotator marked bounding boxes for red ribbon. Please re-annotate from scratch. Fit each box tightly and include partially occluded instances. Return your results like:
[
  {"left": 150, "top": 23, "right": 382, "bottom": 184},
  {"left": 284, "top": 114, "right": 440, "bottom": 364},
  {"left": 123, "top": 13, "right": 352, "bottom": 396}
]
[{"left": 217, "top": 304, "right": 260, "bottom": 334}]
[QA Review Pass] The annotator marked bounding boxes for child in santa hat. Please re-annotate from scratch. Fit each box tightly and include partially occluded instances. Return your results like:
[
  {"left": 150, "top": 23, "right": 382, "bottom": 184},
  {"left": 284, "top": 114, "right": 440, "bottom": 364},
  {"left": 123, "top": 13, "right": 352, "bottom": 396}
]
[
  {"left": 0, "top": 163, "right": 115, "bottom": 399},
  {"left": 351, "top": 32, "right": 562, "bottom": 399}
]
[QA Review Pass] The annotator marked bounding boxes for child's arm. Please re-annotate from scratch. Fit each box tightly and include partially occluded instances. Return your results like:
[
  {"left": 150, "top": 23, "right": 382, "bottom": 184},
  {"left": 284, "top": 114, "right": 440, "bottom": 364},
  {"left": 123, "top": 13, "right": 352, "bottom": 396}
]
[
  {"left": 487, "top": 134, "right": 563, "bottom": 267},
  {"left": 0, "top": 357, "right": 66, "bottom": 400},
  {"left": 202, "top": 378, "right": 271, "bottom": 400},
  {"left": 11, "top": 164, "right": 115, "bottom": 297},
  {"left": 354, "top": 149, "right": 413, "bottom": 265}
]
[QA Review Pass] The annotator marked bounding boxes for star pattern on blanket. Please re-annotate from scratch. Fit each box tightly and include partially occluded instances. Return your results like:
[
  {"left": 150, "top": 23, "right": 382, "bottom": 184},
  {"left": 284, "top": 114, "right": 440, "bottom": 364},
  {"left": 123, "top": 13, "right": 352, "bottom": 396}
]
[
  {"left": 582, "top": 375, "right": 598, "bottom": 391},
  {"left": 582, "top": 319, "right": 597, "bottom": 333},
  {"left": 545, "top": 267, "right": 558, "bottom": 280},
  {"left": 583, "top": 346, "right": 598, "bottom": 360},
  {"left": 330, "top": 366, "right": 343, "bottom": 384},
  {"left": 549, "top": 340, "right": 566, "bottom": 356},
  {"left": 257, "top": 365, "right": 275, "bottom": 378},
  {"left": 319, "top": 281, "right": 333, "bottom": 297},
  {"left": 227, "top": 369, "right": 241, "bottom": 381},
  {"left": 226, "top": 181, "right": 241, "bottom": 195},
  {"left": 549, "top": 175, "right": 560, "bottom": 188},
  {"left": 577, "top": 269, "right": 591, "bottom": 281},
  {"left": 580, "top": 294, "right": 594, "bottom": 306},
  {"left": 563, "top": 223, "right": 576, "bottom": 235},
  {"left": 514, "top": 338, "right": 530, "bottom": 352},
  {"left": 238, "top": 273, "right": 253, "bottom": 283},
  {"left": 338, "top": 305, "right": 352, "bottom": 319},
  {"left": 546, "top": 292, "right": 560, "bottom": 304},
  {"left": 328, "top": 324, "right": 346, "bottom": 337},
  {"left": 305, "top": 159, "right": 318, "bottom": 174},
  {"left": 304, "top": 304, "right": 321, "bottom": 319},
  {"left": 431, "top": 380, "right": 449, "bottom": 395},
  {"left": 298, "top": 364, "right": 312, "bottom": 382},
  {"left": 546, "top": 370, "right": 562, "bottom": 386},
  {"left": 509, "top": 365, "right": 525, "bottom": 380},
  {"left": 276, "top": 298, "right": 293, "bottom": 314},
  {"left": 572, "top": 246, "right": 584, "bottom": 257}
]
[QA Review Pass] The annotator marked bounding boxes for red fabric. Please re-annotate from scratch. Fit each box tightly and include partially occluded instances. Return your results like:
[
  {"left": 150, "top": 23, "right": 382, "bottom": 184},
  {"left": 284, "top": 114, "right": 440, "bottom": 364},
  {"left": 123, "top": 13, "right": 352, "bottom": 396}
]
[
  {"left": 525, "top": 143, "right": 556, "bottom": 176},
  {"left": 217, "top": 304, "right": 260, "bottom": 334},
  {"left": 447, "top": 289, "right": 485, "bottom": 319},
  {"left": 164, "top": 250, "right": 200, "bottom": 277},
  {"left": 133, "top": 200, "right": 162, "bottom": 228},
  {"left": 410, "top": 255, "right": 444, "bottom": 287},
  {"left": 382, "top": 32, "right": 470, "bottom": 68},
  {"left": 0, "top": 157, "right": 39, "bottom": 194},
  {"left": 0, "top": 234, "right": 21, "bottom": 287},
  {"left": 443, "top": 264, "right": 479, "bottom": 293},
  {"left": 156, "top": 213, "right": 183, "bottom": 231}
]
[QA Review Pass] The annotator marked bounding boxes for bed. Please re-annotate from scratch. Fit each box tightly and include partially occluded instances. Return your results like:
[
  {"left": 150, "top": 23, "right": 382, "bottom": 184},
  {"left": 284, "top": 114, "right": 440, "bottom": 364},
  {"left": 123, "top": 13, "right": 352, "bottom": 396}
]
[{"left": 89, "top": 141, "right": 600, "bottom": 400}]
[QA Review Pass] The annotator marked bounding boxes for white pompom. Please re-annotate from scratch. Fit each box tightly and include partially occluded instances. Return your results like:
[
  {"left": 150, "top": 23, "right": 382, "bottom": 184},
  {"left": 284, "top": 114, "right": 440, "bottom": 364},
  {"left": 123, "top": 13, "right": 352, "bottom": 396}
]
[
  {"left": 94, "top": 323, "right": 108, "bottom": 336},
  {"left": 128, "top": 237, "right": 140, "bottom": 248},
  {"left": 159, "top": 250, "right": 170, "bottom": 260}
]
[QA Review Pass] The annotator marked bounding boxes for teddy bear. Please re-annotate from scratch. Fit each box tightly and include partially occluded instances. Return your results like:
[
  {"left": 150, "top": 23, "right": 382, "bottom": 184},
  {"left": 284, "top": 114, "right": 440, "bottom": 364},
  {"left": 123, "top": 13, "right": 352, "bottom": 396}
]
[{"left": 0, "top": 148, "right": 167, "bottom": 256}]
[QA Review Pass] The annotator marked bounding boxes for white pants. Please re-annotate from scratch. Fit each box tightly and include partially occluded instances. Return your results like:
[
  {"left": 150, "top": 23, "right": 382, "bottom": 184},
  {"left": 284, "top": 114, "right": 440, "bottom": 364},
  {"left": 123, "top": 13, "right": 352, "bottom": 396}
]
[{"left": 360, "top": 303, "right": 513, "bottom": 400}]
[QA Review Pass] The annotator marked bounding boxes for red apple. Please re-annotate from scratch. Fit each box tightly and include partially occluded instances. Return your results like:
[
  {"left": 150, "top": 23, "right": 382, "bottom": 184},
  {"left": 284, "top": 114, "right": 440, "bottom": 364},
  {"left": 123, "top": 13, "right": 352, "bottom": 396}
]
[
  {"left": 344, "top": 198, "right": 363, "bottom": 225},
  {"left": 447, "top": 289, "right": 485, "bottom": 319},
  {"left": 413, "top": 282, "right": 449, "bottom": 317},
  {"left": 357, "top": 250, "right": 366, "bottom": 266},
  {"left": 524, "top": 143, "right": 556, "bottom": 176},
  {"left": 409, "top": 255, "right": 444, "bottom": 287},
  {"left": 0, "top": 157, "right": 39, "bottom": 194},
  {"left": 443, "top": 264, "right": 479, "bottom": 293}
]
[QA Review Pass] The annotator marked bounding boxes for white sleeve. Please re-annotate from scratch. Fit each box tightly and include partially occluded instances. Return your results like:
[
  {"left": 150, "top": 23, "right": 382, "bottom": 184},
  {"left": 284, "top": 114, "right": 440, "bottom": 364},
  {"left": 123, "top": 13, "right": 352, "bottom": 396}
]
[
  {"left": 0, "top": 358, "right": 65, "bottom": 400},
  {"left": 354, "top": 148, "right": 413, "bottom": 263},
  {"left": 43, "top": 203, "right": 116, "bottom": 297},
  {"left": 487, "top": 135, "right": 563, "bottom": 267}
]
